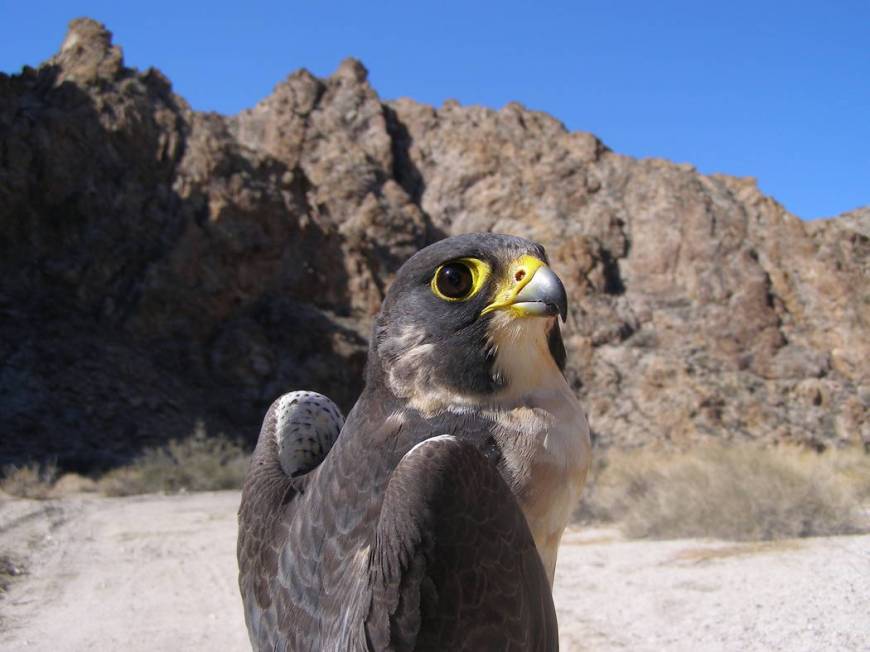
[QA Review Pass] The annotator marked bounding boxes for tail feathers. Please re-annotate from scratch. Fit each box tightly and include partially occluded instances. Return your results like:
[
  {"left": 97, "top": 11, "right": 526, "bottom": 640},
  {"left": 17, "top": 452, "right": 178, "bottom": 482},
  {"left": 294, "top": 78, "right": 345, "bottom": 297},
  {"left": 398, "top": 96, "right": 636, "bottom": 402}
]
[{"left": 272, "top": 391, "right": 344, "bottom": 478}]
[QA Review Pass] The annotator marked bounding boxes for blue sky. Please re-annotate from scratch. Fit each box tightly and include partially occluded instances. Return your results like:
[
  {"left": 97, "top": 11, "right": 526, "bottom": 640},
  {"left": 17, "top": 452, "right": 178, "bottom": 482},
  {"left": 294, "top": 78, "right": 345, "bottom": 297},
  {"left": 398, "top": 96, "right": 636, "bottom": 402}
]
[{"left": 2, "top": 1, "right": 868, "bottom": 219}]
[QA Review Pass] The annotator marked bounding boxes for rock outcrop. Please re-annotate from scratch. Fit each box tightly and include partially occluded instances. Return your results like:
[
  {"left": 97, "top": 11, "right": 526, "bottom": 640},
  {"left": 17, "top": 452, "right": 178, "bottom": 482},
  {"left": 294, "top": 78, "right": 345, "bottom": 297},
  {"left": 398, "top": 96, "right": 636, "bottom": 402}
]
[{"left": 1, "top": 19, "right": 866, "bottom": 469}]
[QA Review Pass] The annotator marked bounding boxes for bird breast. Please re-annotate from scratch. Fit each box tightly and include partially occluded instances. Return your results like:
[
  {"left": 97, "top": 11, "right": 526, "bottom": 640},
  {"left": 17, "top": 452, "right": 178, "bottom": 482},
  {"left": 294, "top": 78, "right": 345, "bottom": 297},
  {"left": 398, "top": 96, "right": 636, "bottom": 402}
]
[{"left": 484, "top": 380, "right": 591, "bottom": 586}]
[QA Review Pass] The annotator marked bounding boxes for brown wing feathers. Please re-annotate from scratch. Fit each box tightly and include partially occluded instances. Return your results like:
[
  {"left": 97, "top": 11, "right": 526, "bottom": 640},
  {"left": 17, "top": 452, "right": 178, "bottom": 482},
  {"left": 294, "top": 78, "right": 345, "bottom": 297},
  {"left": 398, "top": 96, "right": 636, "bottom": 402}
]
[
  {"left": 239, "top": 395, "right": 559, "bottom": 651},
  {"left": 367, "top": 435, "right": 557, "bottom": 651}
]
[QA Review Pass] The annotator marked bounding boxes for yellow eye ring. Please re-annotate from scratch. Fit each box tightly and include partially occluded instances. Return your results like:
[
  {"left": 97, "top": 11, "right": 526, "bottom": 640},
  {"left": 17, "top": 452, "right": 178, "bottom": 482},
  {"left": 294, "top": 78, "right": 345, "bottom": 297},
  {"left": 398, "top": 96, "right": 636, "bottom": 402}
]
[{"left": 431, "top": 257, "right": 491, "bottom": 302}]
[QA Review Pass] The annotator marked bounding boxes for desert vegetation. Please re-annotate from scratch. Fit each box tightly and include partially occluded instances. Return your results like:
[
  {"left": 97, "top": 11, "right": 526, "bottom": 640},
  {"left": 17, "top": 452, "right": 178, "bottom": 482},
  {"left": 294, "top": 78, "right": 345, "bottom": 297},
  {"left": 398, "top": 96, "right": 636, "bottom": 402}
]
[
  {"left": 1, "top": 425, "right": 248, "bottom": 499},
  {"left": 578, "top": 443, "right": 870, "bottom": 540},
  {"left": 0, "top": 461, "right": 59, "bottom": 500},
  {"left": 97, "top": 426, "right": 249, "bottom": 497},
  {"left": 4, "top": 433, "right": 868, "bottom": 543}
]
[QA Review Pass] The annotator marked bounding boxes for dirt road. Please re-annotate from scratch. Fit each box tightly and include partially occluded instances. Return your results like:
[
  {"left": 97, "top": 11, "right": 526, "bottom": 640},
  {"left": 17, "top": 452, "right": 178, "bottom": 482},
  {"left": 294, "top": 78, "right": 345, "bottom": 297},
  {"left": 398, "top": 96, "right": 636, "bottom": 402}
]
[{"left": 1, "top": 491, "right": 867, "bottom": 651}]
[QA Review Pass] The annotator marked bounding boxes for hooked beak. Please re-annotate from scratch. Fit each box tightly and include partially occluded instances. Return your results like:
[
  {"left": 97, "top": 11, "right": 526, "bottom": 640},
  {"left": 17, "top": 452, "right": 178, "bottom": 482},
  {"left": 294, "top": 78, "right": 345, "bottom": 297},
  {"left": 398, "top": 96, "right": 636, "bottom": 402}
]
[{"left": 480, "top": 255, "right": 568, "bottom": 323}]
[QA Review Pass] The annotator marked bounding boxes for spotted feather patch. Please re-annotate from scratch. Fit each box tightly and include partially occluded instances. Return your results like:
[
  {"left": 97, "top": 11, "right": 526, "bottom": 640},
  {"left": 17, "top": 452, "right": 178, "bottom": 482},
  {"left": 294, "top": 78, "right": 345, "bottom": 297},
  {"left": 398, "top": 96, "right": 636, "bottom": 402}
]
[{"left": 274, "top": 391, "right": 344, "bottom": 477}]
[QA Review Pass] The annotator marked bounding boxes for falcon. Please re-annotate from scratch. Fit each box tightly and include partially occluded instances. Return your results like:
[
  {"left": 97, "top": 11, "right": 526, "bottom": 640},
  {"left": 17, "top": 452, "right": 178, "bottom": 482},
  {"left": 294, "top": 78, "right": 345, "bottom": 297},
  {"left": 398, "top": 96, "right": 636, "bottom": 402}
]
[{"left": 237, "top": 233, "right": 591, "bottom": 651}]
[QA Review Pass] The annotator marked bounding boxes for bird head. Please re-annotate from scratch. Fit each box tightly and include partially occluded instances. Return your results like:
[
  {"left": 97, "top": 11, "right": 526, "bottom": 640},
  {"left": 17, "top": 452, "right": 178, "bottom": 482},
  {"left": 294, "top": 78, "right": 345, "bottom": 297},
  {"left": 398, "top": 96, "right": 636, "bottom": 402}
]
[{"left": 369, "top": 233, "right": 568, "bottom": 413}]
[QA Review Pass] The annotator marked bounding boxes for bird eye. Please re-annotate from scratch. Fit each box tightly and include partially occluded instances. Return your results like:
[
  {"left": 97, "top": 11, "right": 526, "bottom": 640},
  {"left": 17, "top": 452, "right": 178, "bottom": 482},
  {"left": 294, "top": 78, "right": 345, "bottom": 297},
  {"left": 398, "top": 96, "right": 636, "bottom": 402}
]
[
  {"left": 430, "top": 257, "right": 491, "bottom": 302},
  {"left": 435, "top": 263, "right": 473, "bottom": 299}
]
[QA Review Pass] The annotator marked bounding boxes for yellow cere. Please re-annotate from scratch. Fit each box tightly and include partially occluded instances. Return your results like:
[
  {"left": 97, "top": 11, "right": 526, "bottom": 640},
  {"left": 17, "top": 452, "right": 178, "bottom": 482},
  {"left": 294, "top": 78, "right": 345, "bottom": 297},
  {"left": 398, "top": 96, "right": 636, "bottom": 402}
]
[
  {"left": 480, "top": 255, "right": 548, "bottom": 316},
  {"left": 430, "top": 257, "right": 492, "bottom": 302}
]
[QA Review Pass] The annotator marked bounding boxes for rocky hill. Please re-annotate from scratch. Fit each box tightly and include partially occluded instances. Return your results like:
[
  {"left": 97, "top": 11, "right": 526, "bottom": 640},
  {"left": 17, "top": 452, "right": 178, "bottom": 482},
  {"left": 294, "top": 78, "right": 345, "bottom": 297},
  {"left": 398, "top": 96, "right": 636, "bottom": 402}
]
[{"left": 1, "top": 19, "right": 867, "bottom": 470}]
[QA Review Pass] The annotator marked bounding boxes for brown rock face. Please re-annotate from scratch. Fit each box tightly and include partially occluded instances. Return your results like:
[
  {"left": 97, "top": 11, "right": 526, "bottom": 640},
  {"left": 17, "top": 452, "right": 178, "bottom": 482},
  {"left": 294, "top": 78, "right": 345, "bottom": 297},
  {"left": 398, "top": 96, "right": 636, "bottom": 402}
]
[{"left": 1, "top": 19, "right": 867, "bottom": 469}]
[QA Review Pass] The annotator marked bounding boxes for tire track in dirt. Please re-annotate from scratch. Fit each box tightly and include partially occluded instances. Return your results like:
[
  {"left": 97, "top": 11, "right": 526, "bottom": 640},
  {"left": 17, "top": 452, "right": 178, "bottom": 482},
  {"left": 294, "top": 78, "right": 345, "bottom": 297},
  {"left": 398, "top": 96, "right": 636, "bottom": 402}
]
[{"left": 0, "top": 492, "right": 249, "bottom": 651}]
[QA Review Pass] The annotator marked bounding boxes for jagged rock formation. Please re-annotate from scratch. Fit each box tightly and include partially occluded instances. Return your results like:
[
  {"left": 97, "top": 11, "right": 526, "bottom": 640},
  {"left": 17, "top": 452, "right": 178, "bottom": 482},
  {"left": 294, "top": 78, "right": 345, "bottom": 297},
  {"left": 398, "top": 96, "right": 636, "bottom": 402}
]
[{"left": 1, "top": 19, "right": 867, "bottom": 469}]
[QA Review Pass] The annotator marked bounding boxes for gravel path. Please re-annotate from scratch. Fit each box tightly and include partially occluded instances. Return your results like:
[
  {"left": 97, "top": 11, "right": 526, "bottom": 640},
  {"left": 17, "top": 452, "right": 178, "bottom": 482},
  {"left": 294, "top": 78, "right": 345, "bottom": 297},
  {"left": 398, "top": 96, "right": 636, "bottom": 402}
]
[
  {"left": 554, "top": 528, "right": 870, "bottom": 651},
  {"left": 1, "top": 491, "right": 867, "bottom": 651}
]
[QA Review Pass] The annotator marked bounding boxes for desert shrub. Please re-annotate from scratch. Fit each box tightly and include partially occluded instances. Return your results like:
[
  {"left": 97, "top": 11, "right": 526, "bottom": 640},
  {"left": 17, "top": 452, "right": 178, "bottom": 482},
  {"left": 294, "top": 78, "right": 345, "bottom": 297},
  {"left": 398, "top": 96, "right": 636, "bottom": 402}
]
[
  {"left": 813, "top": 446, "right": 870, "bottom": 502},
  {"left": 0, "top": 461, "right": 58, "bottom": 499},
  {"left": 579, "top": 443, "right": 870, "bottom": 541},
  {"left": 99, "top": 425, "right": 249, "bottom": 496}
]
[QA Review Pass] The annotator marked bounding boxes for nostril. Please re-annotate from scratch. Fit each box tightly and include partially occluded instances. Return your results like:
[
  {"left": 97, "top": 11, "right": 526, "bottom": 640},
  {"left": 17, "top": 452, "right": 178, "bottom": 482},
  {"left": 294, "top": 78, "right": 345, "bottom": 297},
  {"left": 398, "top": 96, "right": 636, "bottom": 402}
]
[{"left": 515, "top": 269, "right": 526, "bottom": 282}]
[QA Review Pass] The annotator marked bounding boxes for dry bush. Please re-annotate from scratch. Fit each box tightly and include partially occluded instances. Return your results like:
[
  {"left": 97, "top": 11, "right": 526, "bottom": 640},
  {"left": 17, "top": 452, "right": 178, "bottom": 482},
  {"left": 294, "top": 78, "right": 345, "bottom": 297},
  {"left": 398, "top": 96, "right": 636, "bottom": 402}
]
[
  {"left": 50, "top": 472, "right": 98, "bottom": 494},
  {"left": 814, "top": 446, "right": 870, "bottom": 502},
  {"left": 1, "top": 425, "right": 249, "bottom": 499},
  {"left": 578, "top": 443, "right": 870, "bottom": 541},
  {"left": 99, "top": 425, "right": 249, "bottom": 497},
  {"left": 0, "top": 461, "right": 58, "bottom": 499}
]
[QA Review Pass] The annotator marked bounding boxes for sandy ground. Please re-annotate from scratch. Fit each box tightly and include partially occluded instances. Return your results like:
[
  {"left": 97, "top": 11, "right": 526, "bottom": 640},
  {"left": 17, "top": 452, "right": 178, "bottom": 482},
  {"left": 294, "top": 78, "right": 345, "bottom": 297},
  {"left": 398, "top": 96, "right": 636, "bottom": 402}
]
[{"left": 1, "top": 491, "right": 868, "bottom": 651}]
